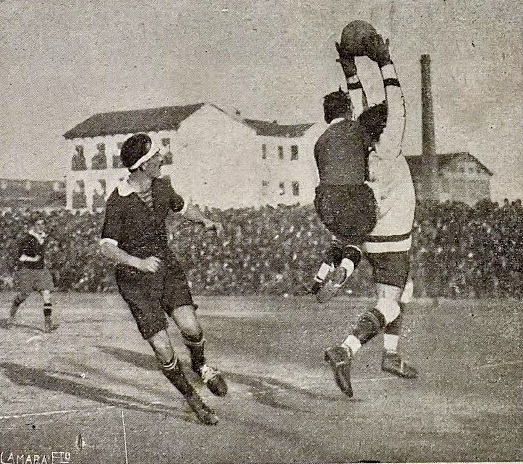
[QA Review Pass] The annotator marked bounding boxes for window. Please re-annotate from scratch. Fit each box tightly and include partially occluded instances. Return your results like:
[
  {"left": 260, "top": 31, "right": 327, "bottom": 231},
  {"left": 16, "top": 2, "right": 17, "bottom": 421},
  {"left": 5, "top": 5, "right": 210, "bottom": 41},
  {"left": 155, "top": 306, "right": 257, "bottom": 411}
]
[
  {"left": 72, "top": 145, "right": 87, "bottom": 171},
  {"left": 113, "top": 142, "right": 124, "bottom": 168},
  {"left": 161, "top": 138, "right": 173, "bottom": 164},
  {"left": 261, "top": 180, "right": 269, "bottom": 195},
  {"left": 262, "top": 144, "right": 267, "bottom": 160},
  {"left": 292, "top": 181, "right": 300, "bottom": 196},
  {"left": 291, "top": 145, "right": 298, "bottom": 161},
  {"left": 262, "top": 180, "right": 269, "bottom": 187},
  {"left": 279, "top": 181, "right": 285, "bottom": 195},
  {"left": 92, "top": 143, "right": 107, "bottom": 170},
  {"left": 278, "top": 146, "right": 284, "bottom": 160}
]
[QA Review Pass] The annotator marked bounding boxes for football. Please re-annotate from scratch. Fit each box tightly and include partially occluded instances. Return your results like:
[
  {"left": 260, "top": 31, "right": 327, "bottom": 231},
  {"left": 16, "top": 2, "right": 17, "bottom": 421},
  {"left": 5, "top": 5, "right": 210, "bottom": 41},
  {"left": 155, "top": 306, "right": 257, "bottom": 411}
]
[{"left": 338, "top": 20, "right": 379, "bottom": 57}]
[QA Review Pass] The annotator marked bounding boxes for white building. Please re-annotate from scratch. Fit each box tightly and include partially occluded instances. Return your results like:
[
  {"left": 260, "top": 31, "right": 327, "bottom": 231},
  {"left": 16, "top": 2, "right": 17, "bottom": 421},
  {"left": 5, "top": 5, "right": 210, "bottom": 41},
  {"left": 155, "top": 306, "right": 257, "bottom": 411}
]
[{"left": 63, "top": 103, "right": 324, "bottom": 210}]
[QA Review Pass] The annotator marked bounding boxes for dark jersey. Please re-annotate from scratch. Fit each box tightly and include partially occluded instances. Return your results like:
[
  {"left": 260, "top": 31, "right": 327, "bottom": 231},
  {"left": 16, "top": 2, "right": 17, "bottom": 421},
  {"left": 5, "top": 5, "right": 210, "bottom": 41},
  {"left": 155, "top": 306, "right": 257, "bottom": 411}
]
[
  {"left": 101, "top": 177, "right": 185, "bottom": 260},
  {"left": 314, "top": 119, "right": 368, "bottom": 186},
  {"left": 18, "top": 233, "right": 45, "bottom": 270}
]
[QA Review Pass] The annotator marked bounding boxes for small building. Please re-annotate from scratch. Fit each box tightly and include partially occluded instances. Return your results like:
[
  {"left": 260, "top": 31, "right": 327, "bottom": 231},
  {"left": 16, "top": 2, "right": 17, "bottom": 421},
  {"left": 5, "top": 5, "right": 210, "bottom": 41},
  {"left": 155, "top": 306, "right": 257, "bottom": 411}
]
[
  {"left": 406, "top": 152, "right": 492, "bottom": 206},
  {"left": 63, "top": 103, "right": 323, "bottom": 210}
]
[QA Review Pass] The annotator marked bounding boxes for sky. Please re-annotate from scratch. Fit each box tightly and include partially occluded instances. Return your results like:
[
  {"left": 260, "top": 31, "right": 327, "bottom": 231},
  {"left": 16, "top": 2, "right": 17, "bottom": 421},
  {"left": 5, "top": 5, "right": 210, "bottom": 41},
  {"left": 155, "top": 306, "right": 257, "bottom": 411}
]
[{"left": 0, "top": 0, "right": 522, "bottom": 201}]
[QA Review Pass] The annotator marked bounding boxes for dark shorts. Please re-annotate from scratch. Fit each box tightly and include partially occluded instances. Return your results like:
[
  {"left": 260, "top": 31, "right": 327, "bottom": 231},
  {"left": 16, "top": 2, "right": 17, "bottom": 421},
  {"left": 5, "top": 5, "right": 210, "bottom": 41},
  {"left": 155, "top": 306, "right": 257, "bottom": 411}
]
[
  {"left": 14, "top": 268, "right": 54, "bottom": 293},
  {"left": 314, "top": 183, "right": 377, "bottom": 244},
  {"left": 366, "top": 251, "right": 410, "bottom": 289},
  {"left": 116, "top": 257, "right": 195, "bottom": 340}
]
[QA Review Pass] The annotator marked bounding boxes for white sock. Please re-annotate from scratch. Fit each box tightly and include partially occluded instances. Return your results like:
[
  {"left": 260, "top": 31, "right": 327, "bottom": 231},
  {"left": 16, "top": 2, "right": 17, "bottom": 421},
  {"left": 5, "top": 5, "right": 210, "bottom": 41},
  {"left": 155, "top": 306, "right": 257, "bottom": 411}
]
[
  {"left": 383, "top": 334, "right": 399, "bottom": 353},
  {"left": 341, "top": 335, "right": 361, "bottom": 355},
  {"left": 339, "top": 258, "right": 355, "bottom": 277},
  {"left": 315, "top": 262, "right": 333, "bottom": 281}
]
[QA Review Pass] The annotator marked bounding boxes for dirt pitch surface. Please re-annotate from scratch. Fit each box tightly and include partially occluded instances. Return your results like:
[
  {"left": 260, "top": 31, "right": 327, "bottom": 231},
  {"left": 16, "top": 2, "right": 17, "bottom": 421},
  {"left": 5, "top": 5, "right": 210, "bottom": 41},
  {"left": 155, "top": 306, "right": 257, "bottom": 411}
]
[{"left": 0, "top": 293, "right": 521, "bottom": 463}]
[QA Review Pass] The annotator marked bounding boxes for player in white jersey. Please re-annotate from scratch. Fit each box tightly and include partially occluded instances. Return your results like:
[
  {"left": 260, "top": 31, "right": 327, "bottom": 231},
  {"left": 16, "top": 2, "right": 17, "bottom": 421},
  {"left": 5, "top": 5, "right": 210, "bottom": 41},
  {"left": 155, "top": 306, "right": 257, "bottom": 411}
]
[{"left": 324, "top": 30, "right": 417, "bottom": 397}]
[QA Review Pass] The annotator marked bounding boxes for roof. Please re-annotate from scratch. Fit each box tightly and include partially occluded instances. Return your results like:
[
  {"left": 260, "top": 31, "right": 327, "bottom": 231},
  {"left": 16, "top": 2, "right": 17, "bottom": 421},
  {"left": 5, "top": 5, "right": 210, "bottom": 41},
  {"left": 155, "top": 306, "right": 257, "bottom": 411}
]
[
  {"left": 406, "top": 152, "right": 492, "bottom": 176},
  {"left": 242, "top": 119, "right": 314, "bottom": 138},
  {"left": 63, "top": 103, "right": 205, "bottom": 139}
]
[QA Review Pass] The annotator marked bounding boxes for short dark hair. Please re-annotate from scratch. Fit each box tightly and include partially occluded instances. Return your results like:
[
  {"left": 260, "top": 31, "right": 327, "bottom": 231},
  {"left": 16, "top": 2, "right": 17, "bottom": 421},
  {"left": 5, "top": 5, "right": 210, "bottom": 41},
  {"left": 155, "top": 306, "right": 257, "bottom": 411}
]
[
  {"left": 120, "top": 133, "right": 152, "bottom": 170},
  {"left": 323, "top": 88, "right": 352, "bottom": 123},
  {"left": 358, "top": 102, "right": 388, "bottom": 140}
]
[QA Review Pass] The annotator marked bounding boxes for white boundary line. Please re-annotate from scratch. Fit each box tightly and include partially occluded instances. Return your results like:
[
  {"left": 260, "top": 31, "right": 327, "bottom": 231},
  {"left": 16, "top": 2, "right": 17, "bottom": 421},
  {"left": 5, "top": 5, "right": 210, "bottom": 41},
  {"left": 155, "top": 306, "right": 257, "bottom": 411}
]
[
  {"left": 353, "top": 376, "right": 398, "bottom": 383},
  {"left": 0, "top": 405, "right": 115, "bottom": 420},
  {"left": 474, "top": 360, "right": 523, "bottom": 370},
  {"left": 121, "top": 410, "right": 129, "bottom": 464}
]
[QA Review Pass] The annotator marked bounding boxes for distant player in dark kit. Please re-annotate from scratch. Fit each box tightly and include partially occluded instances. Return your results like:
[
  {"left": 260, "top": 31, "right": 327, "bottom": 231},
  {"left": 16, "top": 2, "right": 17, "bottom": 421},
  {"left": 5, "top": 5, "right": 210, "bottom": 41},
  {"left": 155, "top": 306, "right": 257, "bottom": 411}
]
[
  {"left": 9, "top": 216, "right": 57, "bottom": 333},
  {"left": 324, "top": 25, "right": 418, "bottom": 397},
  {"left": 100, "top": 133, "right": 227, "bottom": 425}
]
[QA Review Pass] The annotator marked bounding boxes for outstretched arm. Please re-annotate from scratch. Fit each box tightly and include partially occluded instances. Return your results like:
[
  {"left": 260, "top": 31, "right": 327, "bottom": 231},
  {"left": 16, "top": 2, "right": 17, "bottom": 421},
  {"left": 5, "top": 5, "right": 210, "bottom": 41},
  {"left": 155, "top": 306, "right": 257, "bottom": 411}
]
[
  {"left": 367, "top": 36, "right": 406, "bottom": 159},
  {"left": 183, "top": 201, "right": 224, "bottom": 236},
  {"left": 335, "top": 44, "right": 367, "bottom": 119}
]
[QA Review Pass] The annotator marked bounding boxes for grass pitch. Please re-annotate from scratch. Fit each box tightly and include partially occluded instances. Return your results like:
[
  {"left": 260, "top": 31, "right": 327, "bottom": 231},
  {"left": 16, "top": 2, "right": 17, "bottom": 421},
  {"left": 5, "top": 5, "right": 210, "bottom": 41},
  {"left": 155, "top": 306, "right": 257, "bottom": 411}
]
[{"left": 0, "top": 293, "right": 521, "bottom": 463}]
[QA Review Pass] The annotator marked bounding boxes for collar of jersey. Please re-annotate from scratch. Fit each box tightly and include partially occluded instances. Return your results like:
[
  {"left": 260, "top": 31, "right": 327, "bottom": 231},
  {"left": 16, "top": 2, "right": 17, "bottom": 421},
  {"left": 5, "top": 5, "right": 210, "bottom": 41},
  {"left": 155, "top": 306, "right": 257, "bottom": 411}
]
[
  {"left": 117, "top": 179, "right": 139, "bottom": 197},
  {"left": 329, "top": 117, "right": 346, "bottom": 125}
]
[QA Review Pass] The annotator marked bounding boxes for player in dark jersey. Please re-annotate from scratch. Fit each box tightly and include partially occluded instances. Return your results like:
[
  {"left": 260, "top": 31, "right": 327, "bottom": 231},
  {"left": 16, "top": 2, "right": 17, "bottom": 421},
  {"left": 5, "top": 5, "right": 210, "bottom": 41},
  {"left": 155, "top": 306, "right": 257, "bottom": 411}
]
[
  {"left": 311, "top": 87, "right": 377, "bottom": 303},
  {"left": 9, "top": 216, "right": 57, "bottom": 333},
  {"left": 100, "top": 133, "right": 227, "bottom": 425}
]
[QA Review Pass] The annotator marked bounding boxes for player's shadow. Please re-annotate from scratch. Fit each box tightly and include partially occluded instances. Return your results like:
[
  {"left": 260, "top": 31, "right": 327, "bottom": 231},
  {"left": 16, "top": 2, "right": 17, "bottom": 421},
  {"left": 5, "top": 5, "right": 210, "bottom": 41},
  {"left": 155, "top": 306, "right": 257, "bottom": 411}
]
[
  {"left": 0, "top": 317, "right": 45, "bottom": 332},
  {"left": 0, "top": 361, "right": 194, "bottom": 422},
  {"left": 97, "top": 345, "right": 360, "bottom": 411}
]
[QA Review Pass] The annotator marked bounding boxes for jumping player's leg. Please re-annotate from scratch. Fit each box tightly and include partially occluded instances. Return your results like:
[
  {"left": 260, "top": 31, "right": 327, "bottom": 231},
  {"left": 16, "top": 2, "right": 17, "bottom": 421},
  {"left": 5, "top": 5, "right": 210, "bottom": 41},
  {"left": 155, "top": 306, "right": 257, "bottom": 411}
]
[
  {"left": 324, "top": 252, "right": 415, "bottom": 396},
  {"left": 312, "top": 184, "right": 376, "bottom": 301},
  {"left": 169, "top": 305, "right": 228, "bottom": 397},
  {"left": 325, "top": 282, "right": 403, "bottom": 397},
  {"left": 316, "top": 243, "right": 363, "bottom": 303}
]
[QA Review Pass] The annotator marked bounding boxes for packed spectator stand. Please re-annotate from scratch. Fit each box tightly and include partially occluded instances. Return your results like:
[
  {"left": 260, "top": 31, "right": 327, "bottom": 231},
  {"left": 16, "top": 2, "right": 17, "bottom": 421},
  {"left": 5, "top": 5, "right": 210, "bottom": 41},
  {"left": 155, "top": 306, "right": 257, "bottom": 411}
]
[{"left": 1, "top": 199, "right": 522, "bottom": 298}]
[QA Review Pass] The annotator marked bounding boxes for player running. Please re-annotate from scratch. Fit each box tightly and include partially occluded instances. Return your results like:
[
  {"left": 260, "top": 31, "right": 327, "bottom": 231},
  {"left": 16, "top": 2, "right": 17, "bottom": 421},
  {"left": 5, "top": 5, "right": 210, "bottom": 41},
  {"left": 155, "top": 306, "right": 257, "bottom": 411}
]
[
  {"left": 100, "top": 133, "right": 227, "bottom": 425},
  {"left": 8, "top": 216, "right": 57, "bottom": 333}
]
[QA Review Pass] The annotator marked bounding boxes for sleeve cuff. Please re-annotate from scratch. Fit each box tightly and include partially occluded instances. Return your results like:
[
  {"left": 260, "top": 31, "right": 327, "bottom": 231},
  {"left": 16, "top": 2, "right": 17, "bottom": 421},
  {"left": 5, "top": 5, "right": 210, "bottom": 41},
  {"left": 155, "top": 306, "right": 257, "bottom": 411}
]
[
  {"left": 380, "top": 63, "right": 397, "bottom": 81},
  {"left": 100, "top": 237, "right": 118, "bottom": 247},
  {"left": 180, "top": 200, "right": 188, "bottom": 215}
]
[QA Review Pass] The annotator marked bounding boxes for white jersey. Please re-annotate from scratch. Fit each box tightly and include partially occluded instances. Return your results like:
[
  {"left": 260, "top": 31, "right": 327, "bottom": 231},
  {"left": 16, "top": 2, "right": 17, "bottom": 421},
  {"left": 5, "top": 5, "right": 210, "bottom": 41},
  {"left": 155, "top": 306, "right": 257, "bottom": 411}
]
[{"left": 348, "top": 63, "right": 415, "bottom": 254}]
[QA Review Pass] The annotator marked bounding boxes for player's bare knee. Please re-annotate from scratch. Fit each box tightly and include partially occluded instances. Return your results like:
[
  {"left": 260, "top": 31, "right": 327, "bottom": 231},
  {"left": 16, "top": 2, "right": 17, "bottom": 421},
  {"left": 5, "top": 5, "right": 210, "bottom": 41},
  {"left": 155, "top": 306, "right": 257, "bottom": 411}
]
[
  {"left": 147, "top": 331, "right": 175, "bottom": 364},
  {"left": 170, "top": 305, "right": 202, "bottom": 339},
  {"left": 376, "top": 297, "right": 401, "bottom": 325}
]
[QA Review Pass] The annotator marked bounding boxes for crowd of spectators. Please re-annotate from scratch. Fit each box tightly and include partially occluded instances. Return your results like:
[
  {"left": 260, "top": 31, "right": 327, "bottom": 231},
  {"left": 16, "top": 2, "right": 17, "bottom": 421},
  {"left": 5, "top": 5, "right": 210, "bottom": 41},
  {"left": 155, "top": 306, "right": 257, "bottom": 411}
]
[{"left": 1, "top": 198, "right": 522, "bottom": 298}]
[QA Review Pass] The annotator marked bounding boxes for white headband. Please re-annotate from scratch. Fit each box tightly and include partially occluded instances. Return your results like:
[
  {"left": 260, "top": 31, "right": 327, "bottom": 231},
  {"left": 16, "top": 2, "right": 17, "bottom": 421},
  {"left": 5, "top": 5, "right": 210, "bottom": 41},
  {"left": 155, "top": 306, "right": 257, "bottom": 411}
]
[{"left": 129, "top": 141, "right": 160, "bottom": 170}]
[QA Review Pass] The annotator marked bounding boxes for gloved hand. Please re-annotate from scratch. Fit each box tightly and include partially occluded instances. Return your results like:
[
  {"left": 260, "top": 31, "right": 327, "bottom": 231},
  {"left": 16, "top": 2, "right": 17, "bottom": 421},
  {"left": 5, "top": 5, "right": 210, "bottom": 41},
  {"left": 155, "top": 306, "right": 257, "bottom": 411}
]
[
  {"left": 335, "top": 42, "right": 357, "bottom": 78},
  {"left": 363, "top": 34, "right": 392, "bottom": 67}
]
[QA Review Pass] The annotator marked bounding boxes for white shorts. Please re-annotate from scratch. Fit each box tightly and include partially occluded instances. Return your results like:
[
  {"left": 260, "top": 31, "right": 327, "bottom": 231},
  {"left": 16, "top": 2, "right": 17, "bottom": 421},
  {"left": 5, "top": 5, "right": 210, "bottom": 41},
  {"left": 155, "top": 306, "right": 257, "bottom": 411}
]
[{"left": 364, "top": 158, "right": 416, "bottom": 254}]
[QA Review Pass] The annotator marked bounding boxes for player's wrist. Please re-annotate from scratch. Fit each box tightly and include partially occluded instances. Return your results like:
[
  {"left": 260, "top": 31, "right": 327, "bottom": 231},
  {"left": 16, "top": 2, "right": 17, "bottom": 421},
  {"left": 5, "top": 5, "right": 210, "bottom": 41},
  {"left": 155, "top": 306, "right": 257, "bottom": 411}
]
[{"left": 346, "top": 75, "right": 363, "bottom": 90}]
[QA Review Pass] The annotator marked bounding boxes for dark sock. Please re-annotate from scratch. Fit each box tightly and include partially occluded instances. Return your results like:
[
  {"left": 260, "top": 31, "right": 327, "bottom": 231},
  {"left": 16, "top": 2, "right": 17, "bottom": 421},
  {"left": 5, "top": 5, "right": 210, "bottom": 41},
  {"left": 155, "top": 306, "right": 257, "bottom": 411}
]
[
  {"left": 43, "top": 303, "right": 52, "bottom": 318},
  {"left": 10, "top": 295, "right": 26, "bottom": 317},
  {"left": 183, "top": 333, "right": 206, "bottom": 371},
  {"left": 353, "top": 308, "right": 386, "bottom": 344},
  {"left": 384, "top": 304, "right": 403, "bottom": 336},
  {"left": 161, "top": 357, "right": 194, "bottom": 397}
]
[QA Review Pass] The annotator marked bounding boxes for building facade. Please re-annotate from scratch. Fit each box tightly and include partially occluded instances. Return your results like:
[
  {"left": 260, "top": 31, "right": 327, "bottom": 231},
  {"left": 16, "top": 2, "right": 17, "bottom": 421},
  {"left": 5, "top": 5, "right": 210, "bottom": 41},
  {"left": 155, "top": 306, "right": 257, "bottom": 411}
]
[
  {"left": 406, "top": 152, "right": 492, "bottom": 206},
  {"left": 63, "top": 103, "right": 323, "bottom": 210}
]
